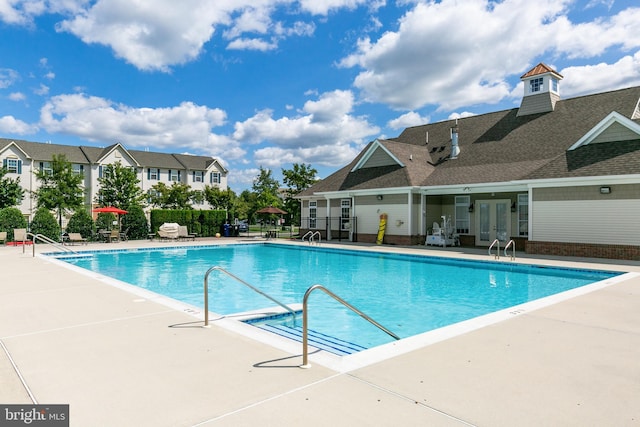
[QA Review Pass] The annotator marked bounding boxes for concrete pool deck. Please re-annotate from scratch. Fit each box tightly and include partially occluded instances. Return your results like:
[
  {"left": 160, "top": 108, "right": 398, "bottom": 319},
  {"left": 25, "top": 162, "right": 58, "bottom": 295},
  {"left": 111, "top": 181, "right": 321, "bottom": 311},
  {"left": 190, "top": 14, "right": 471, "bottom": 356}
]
[{"left": 0, "top": 238, "right": 639, "bottom": 426}]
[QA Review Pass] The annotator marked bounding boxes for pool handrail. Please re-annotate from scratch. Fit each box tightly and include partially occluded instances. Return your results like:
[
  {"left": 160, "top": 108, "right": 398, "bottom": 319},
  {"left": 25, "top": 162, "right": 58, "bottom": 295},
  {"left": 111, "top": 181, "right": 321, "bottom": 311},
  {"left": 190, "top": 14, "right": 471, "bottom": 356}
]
[
  {"left": 25, "top": 232, "right": 76, "bottom": 257},
  {"left": 302, "top": 231, "right": 321, "bottom": 245},
  {"left": 300, "top": 284, "right": 400, "bottom": 368},
  {"left": 203, "top": 266, "right": 297, "bottom": 327},
  {"left": 504, "top": 239, "right": 516, "bottom": 260},
  {"left": 488, "top": 239, "right": 500, "bottom": 260}
]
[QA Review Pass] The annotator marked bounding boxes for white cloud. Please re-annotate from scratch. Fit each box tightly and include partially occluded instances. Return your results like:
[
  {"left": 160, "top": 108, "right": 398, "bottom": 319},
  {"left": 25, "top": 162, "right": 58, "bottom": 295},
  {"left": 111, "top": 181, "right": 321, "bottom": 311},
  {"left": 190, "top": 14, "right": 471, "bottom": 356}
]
[
  {"left": 8, "top": 92, "right": 26, "bottom": 101},
  {"left": 340, "top": 0, "right": 640, "bottom": 111},
  {"left": 298, "top": 0, "right": 375, "bottom": 16},
  {"left": 0, "top": 68, "right": 19, "bottom": 88},
  {"left": 559, "top": 52, "right": 640, "bottom": 98},
  {"left": 0, "top": 115, "right": 36, "bottom": 134},
  {"left": 38, "top": 93, "right": 233, "bottom": 155},
  {"left": 227, "top": 37, "right": 277, "bottom": 51},
  {"left": 232, "top": 89, "right": 378, "bottom": 169},
  {"left": 33, "top": 83, "right": 49, "bottom": 96},
  {"left": 387, "top": 111, "right": 430, "bottom": 130}
]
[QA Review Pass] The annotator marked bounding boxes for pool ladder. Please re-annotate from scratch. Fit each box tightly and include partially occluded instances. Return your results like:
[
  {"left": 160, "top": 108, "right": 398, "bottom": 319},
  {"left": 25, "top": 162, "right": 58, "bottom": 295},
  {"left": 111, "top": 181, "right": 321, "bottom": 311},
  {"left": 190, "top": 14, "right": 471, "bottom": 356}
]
[
  {"left": 504, "top": 240, "right": 516, "bottom": 260},
  {"left": 203, "top": 266, "right": 297, "bottom": 327},
  {"left": 488, "top": 239, "right": 500, "bottom": 259},
  {"left": 25, "top": 232, "right": 76, "bottom": 257},
  {"left": 302, "top": 231, "right": 321, "bottom": 245},
  {"left": 300, "top": 284, "right": 400, "bottom": 368}
]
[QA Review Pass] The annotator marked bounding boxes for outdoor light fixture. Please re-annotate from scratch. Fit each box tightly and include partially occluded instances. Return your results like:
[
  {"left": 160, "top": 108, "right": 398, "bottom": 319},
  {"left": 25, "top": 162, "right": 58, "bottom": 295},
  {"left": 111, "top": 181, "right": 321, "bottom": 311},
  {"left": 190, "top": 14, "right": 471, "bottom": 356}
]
[
  {"left": 377, "top": 195, "right": 383, "bottom": 200},
  {"left": 600, "top": 186, "right": 611, "bottom": 194},
  {"left": 511, "top": 201, "right": 517, "bottom": 212},
  {"left": 468, "top": 203, "right": 474, "bottom": 213}
]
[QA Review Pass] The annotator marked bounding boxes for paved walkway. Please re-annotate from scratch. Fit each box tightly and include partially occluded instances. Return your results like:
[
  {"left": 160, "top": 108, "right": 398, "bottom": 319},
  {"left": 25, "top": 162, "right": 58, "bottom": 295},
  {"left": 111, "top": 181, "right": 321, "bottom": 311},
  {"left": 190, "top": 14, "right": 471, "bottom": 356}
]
[{"left": 1, "top": 238, "right": 639, "bottom": 426}]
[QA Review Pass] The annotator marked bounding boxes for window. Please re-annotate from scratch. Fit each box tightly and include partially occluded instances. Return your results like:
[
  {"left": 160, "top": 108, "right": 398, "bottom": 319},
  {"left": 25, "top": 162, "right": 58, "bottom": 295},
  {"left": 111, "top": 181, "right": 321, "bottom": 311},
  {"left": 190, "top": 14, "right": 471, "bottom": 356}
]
[
  {"left": 517, "top": 194, "right": 528, "bottom": 236},
  {"left": 551, "top": 77, "right": 558, "bottom": 92},
  {"left": 210, "top": 172, "right": 220, "bottom": 184},
  {"left": 72, "top": 164, "right": 84, "bottom": 176},
  {"left": 3, "top": 158, "right": 21, "bottom": 174},
  {"left": 529, "top": 77, "right": 543, "bottom": 93},
  {"left": 169, "top": 169, "right": 180, "bottom": 182},
  {"left": 309, "top": 201, "right": 317, "bottom": 229},
  {"left": 39, "top": 162, "right": 53, "bottom": 176},
  {"left": 193, "top": 171, "right": 203, "bottom": 183},
  {"left": 455, "top": 196, "right": 470, "bottom": 234},
  {"left": 148, "top": 168, "right": 159, "bottom": 180},
  {"left": 340, "top": 199, "right": 351, "bottom": 230}
]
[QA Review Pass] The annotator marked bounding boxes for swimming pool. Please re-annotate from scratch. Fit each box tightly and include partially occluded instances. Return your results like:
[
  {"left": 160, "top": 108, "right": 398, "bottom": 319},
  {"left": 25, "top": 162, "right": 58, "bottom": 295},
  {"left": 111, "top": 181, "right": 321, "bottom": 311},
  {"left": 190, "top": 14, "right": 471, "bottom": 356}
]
[{"left": 58, "top": 243, "right": 619, "bottom": 352}]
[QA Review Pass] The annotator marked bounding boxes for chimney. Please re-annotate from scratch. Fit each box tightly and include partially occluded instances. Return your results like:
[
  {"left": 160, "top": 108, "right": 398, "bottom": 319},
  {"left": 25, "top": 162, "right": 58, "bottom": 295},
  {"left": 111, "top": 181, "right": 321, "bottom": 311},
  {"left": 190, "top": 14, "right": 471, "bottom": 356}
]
[{"left": 450, "top": 119, "right": 460, "bottom": 159}]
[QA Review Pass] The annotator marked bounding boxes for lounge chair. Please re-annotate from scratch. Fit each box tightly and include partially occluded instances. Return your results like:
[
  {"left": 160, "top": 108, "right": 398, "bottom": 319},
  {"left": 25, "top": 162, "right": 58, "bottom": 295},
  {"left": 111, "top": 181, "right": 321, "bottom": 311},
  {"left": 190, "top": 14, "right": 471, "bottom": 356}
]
[
  {"left": 119, "top": 227, "right": 129, "bottom": 242},
  {"left": 178, "top": 226, "right": 196, "bottom": 241},
  {"left": 13, "top": 228, "right": 27, "bottom": 244},
  {"left": 158, "top": 223, "right": 179, "bottom": 240},
  {"left": 67, "top": 232, "right": 88, "bottom": 245},
  {"left": 0, "top": 231, "right": 6, "bottom": 245}
]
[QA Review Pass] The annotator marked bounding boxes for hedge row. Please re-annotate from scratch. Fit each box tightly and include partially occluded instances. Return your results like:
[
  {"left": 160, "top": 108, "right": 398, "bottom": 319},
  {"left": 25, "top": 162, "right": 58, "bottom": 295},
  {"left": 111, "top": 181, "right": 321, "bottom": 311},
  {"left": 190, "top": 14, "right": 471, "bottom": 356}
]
[{"left": 150, "top": 209, "right": 227, "bottom": 237}]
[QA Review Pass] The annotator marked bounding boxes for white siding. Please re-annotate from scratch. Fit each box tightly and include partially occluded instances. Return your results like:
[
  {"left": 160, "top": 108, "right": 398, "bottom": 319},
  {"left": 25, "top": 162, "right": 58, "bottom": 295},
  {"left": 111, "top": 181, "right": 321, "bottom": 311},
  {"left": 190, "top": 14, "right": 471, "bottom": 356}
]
[{"left": 532, "top": 200, "right": 640, "bottom": 245}]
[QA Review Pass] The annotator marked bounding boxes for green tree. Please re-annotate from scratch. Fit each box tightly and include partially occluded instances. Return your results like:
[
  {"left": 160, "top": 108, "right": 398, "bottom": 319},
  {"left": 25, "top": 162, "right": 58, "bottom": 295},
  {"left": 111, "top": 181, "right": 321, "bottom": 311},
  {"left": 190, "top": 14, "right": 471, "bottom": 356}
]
[
  {"left": 204, "top": 186, "right": 235, "bottom": 212},
  {"left": 66, "top": 209, "right": 94, "bottom": 239},
  {"left": 148, "top": 182, "right": 194, "bottom": 209},
  {"left": 252, "top": 166, "right": 281, "bottom": 209},
  {"left": 0, "top": 167, "right": 25, "bottom": 209},
  {"left": 95, "top": 162, "right": 145, "bottom": 210},
  {"left": 33, "top": 154, "right": 85, "bottom": 228},
  {"left": 235, "top": 189, "right": 257, "bottom": 223},
  {"left": 282, "top": 163, "right": 318, "bottom": 225},
  {"left": 30, "top": 207, "right": 61, "bottom": 241},
  {"left": 121, "top": 204, "right": 149, "bottom": 240},
  {"left": 0, "top": 207, "right": 27, "bottom": 240},
  {"left": 96, "top": 212, "right": 116, "bottom": 231}
]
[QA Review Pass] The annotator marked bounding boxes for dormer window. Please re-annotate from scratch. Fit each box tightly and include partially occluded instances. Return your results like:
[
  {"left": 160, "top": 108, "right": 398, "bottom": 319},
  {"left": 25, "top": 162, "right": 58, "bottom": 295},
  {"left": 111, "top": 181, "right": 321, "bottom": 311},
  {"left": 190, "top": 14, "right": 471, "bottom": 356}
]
[
  {"left": 529, "top": 77, "right": 543, "bottom": 93},
  {"left": 551, "top": 77, "right": 558, "bottom": 93}
]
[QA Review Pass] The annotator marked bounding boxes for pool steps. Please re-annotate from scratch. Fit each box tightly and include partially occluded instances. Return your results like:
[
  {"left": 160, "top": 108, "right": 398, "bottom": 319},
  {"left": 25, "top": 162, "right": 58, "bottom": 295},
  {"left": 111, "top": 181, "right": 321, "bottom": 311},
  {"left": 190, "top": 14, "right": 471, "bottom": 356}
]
[{"left": 256, "top": 323, "right": 367, "bottom": 356}]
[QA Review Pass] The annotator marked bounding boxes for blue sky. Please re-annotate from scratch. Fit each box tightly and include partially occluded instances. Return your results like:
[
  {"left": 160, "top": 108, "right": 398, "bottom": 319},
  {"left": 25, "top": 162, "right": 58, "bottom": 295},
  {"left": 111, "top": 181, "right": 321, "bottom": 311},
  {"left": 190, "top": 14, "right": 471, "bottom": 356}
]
[{"left": 1, "top": 0, "right": 639, "bottom": 193}]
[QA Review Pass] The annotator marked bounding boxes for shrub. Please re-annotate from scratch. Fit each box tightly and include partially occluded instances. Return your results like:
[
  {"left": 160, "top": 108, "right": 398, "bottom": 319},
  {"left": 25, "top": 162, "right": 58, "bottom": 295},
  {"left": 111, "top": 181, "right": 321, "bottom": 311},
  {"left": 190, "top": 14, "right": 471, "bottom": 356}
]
[
  {"left": 30, "top": 207, "right": 61, "bottom": 242},
  {"left": 121, "top": 204, "right": 148, "bottom": 240},
  {"left": 96, "top": 212, "right": 116, "bottom": 231},
  {"left": 66, "top": 209, "right": 94, "bottom": 239},
  {"left": 0, "top": 207, "right": 28, "bottom": 240}
]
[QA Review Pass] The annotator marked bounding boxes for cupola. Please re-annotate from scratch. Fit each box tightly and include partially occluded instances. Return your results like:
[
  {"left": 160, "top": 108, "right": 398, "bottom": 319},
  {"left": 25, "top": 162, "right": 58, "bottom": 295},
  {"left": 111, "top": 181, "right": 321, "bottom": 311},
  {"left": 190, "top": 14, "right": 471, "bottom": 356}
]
[{"left": 517, "top": 63, "right": 563, "bottom": 117}]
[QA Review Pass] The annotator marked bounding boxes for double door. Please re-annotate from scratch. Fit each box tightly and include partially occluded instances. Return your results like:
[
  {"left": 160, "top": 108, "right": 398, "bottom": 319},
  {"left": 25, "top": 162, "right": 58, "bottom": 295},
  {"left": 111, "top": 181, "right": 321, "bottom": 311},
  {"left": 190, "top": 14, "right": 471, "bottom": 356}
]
[{"left": 475, "top": 199, "right": 510, "bottom": 246}]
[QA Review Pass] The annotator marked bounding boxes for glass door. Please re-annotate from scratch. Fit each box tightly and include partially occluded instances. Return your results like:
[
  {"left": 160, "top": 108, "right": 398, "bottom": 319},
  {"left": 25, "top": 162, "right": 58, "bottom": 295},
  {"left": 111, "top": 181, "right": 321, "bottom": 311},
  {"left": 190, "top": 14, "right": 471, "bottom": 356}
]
[{"left": 476, "top": 199, "right": 510, "bottom": 245}]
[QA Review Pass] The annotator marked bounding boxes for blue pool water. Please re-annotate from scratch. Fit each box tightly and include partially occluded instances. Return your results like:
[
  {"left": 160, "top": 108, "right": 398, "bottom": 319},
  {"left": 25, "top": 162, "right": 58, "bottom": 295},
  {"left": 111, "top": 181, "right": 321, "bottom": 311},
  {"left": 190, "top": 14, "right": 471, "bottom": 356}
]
[{"left": 59, "top": 244, "right": 618, "bottom": 350}]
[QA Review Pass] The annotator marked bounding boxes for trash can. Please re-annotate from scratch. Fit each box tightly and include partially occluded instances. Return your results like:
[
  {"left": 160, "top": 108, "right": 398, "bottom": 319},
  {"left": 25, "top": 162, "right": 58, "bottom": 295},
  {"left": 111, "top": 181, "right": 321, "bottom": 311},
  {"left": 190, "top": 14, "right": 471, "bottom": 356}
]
[{"left": 223, "top": 223, "right": 230, "bottom": 237}]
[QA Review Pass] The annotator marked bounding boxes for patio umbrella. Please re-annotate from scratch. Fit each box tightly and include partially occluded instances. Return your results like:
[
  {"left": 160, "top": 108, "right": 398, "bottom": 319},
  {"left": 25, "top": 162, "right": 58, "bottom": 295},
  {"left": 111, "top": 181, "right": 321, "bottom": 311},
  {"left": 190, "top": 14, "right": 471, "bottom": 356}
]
[
  {"left": 255, "top": 206, "right": 287, "bottom": 215},
  {"left": 93, "top": 206, "right": 128, "bottom": 232},
  {"left": 92, "top": 206, "right": 128, "bottom": 215}
]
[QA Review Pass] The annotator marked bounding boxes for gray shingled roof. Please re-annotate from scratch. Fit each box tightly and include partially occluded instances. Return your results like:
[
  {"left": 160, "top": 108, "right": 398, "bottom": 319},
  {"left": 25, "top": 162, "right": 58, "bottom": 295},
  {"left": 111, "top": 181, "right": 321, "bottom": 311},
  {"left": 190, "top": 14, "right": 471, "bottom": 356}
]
[{"left": 301, "top": 85, "right": 640, "bottom": 195}]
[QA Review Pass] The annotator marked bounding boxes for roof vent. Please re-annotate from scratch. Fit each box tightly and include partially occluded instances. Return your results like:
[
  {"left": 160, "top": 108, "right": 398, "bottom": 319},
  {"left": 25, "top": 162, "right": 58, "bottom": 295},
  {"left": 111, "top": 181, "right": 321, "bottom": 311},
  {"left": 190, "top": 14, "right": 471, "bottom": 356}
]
[{"left": 450, "top": 120, "right": 460, "bottom": 159}]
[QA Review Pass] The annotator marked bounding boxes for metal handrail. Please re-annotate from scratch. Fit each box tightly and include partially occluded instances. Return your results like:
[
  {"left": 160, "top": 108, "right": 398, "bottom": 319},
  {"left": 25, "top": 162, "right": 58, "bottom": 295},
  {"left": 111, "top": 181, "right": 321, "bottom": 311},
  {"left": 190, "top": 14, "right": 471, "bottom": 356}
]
[
  {"left": 300, "top": 284, "right": 400, "bottom": 368},
  {"left": 302, "top": 231, "right": 321, "bottom": 245},
  {"left": 504, "top": 240, "right": 516, "bottom": 260},
  {"left": 203, "top": 266, "right": 296, "bottom": 327},
  {"left": 25, "top": 232, "right": 75, "bottom": 257},
  {"left": 488, "top": 239, "right": 500, "bottom": 259}
]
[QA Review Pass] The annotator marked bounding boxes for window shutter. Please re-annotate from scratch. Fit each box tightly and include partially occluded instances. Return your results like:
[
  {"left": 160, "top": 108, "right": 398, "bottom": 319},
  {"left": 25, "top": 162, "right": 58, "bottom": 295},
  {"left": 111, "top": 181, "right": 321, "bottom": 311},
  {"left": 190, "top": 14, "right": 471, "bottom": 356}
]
[
  {"left": 18, "top": 160, "right": 22, "bottom": 174},
  {"left": 2, "top": 159, "right": 5, "bottom": 168},
  {"left": 79, "top": 164, "right": 83, "bottom": 173},
  {"left": 99, "top": 165, "right": 103, "bottom": 178},
  {"left": 178, "top": 170, "right": 181, "bottom": 181},
  {"left": 147, "top": 168, "right": 151, "bottom": 179},
  {"left": 168, "top": 170, "right": 171, "bottom": 180},
  {"left": 39, "top": 162, "right": 43, "bottom": 171},
  {"left": 192, "top": 171, "right": 195, "bottom": 181}
]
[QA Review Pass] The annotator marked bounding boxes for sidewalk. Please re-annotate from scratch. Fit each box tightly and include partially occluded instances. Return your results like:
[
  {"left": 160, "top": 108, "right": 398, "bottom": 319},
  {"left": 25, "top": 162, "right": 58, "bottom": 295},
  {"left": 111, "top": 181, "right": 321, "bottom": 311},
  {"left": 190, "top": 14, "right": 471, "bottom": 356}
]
[{"left": 1, "top": 239, "right": 639, "bottom": 426}]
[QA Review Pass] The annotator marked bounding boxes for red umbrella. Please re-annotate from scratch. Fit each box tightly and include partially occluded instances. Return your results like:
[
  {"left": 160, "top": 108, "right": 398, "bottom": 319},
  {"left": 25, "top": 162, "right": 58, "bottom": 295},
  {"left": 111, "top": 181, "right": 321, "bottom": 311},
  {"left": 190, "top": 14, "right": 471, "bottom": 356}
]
[{"left": 93, "top": 206, "right": 128, "bottom": 215}]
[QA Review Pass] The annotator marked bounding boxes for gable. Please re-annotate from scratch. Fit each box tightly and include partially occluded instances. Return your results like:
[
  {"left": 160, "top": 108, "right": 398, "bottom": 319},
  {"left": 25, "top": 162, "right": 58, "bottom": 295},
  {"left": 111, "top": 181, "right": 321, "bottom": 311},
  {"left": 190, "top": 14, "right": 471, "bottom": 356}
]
[
  {"left": 568, "top": 111, "right": 640, "bottom": 151},
  {"left": 98, "top": 144, "right": 140, "bottom": 167},
  {"left": 351, "top": 139, "right": 405, "bottom": 172}
]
